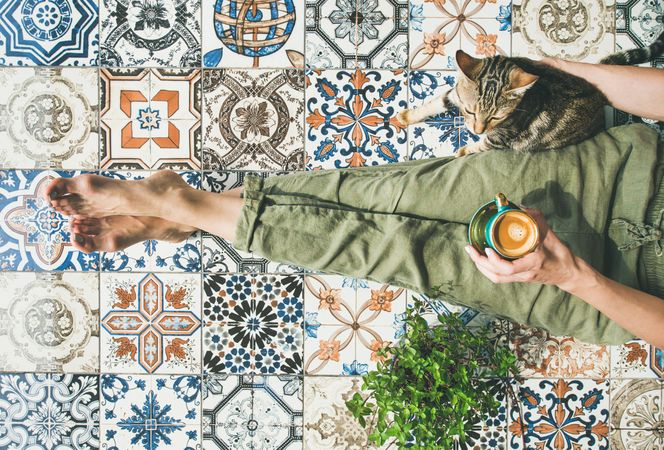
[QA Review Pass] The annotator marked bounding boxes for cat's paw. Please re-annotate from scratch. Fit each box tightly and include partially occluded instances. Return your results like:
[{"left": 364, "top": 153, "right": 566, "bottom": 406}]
[
  {"left": 456, "top": 146, "right": 469, "bottom": 157},
  {"left": 397, "top": 110, "right": 411, "bottom": 126},
  {"left": 456, "top": 141, "right": 483, "bottom": 157}
]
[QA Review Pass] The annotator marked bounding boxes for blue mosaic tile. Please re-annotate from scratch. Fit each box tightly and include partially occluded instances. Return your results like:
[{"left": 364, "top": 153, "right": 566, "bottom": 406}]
[
  {"left": 0, "top": 373, "right": 99, "bottom": 449},
  {"left": 0, "top": 0, "right": 99, "bottom": 66},
  {"left": 0, "top": 170, "right": 99, "bottom": 271}
]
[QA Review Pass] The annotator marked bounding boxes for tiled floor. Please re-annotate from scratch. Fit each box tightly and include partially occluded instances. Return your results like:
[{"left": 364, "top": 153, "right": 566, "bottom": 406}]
[{"left": 0, "top": 0, "right": 662, "bottom": 449}]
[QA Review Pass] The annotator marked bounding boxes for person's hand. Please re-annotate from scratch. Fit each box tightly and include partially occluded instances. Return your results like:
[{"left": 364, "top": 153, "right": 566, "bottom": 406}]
[{"left": 464, "top": 208, "right": 592, "bottom": 291}]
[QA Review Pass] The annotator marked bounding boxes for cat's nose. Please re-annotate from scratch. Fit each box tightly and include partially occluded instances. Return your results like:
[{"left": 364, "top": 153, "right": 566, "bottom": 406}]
[{"left": 473, "top": 122, "right": 486, "bottom": 134}]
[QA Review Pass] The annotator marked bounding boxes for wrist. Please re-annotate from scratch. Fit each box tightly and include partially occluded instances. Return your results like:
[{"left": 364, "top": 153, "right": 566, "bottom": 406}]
[{"left": 557, "top": 256, "right": 603, "bottom": 295}]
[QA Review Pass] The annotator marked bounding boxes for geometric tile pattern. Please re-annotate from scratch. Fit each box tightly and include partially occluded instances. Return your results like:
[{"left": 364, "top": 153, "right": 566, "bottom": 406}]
[
  {"left": 100, "top": 0, "right": 201, "bottom": 67},
  {"left": 304, "top": 69, "right": 408, "bottom": 169},
  {"left": 203, "top": 273, "right": 304, "bottom": 375},
  {"left": 0, "top": 373, "right": 100, "bottom": 450},
  {"left": 303, "top": 274, "right": 407, "bottom": 375},
  {"left": 0, "top": 1, "right": 659, "bottom": 449},
  {"left": 203, "top": 374, "right": 303, "bottom": 449},
  {"left": 0, "top": 0, "right": 99, "bottom": 66},
  {"left": 202, "top": 0, "right": 305, "bottom": 68},
  {"left": 101, "top": 272, "right": 202, "bottom": 374}
]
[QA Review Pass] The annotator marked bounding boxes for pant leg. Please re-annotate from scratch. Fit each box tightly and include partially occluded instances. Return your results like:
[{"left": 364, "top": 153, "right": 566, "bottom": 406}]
[{"left": 233, "top": 126, "right": 657, "bottom": 344}]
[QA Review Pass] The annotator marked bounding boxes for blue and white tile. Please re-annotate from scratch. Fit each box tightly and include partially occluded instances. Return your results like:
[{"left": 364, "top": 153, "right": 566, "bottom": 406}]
[
  {"left": 100, "top": 374, "right": 201, "bottom": 450},
  {"left": 304, "top": 69, "right": 408, "bottom": 170},
  {"left": 0, "top": 68, "right": 99, "bottom": 169},
  {"left": 0, "top": 373, "right": 99, "bottom": 449},
  {"left": 353, "top": 0, "right": 409, "bottom": 69},
  {"left": 0, "top": 170, "right": 99, "bottom": 271},
  {"left": 203, "top": 273, "right": 304, "bottom": 374},
  {"left": 203, "top": 374, "right": 303, "bottom": 449},
  {"left": 100, "top": 0, "right": 201, "bottom": 67},
  {"left": 305, "top": 0, "right": 358, "bottom": 69},
  {"left": 0, "top": 0, "right": 99, "bottom": 66},
  {"left": 202, "top": 0, "right": 305, "bottom": 68},
  {"left": 0, "top": 272, "right": 99, "bottom": 373},
  {"left": 99, "top": 171, "right": 202, "bottom": 273},
  {"left": 407, "top": 71, "right": 479, "bottom": 158}
]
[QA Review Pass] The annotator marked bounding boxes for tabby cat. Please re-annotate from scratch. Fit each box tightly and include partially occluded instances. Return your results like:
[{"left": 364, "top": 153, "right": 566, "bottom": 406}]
[{"left": 398, "top": 30, "right": 664, "bottom": 156}]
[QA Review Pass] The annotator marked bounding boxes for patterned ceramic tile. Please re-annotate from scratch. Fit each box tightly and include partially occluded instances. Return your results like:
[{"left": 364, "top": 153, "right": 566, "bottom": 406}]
[
  {"left": 202, "top": 0, "right": 305, "bottom": 68},
  {"left": 100, "top": 374, "right": 201, "bottom": 449},
  {"left": 303, "top": 274, "right": 406, "bottom": 375},
  {"left": 0, "top": 170, "right": 99, "bottom": 271},
  {"left": 611, "top": 379, "right": 663, "bottom": 428},
  {"left": 304, "top": 69, "right": 407, "bottom": 169},
  {"left": 203, "top": 273, "right": 304, "bottom": 374},
  {"left": 303, "top": 376, "right": 390, "bottom": 449},
  {"left": 611, "top": 339, "right": 664, "bottom": 378},
  {"left": 611, "top": 428, "right": 664, "bottom": 450},
  {"left": 202, "top": 69, "right": 305, "bottom": 171},
  {"left": 508, "top": 378, "right": 610, "bottom": 450},
  {"left": 203, "top": 374, "right": 303, "bottom": 449},
  {"left": 0, "top": 272, "right": 99, "bottom": 373},
  {"left": 100, "top": 68, "right": 202, "bottom": 170},
  {"left": 0, "top": 373, "right": 99, "bottom": 450},
  {"left": 100, "top": 0, "right": 201, "bottom": 67},
  {"left": 305, "top": 0, "right": 358, "bottom": 69},
  {"left": 0, "top": 0, "right": 99, "bottom": 66},
  {"left": 100, "top": 272, "right": 202, "bottom": 374},
  {"left": 409, "top": 0, "right": 512, "bottom": 70},
  {"left": 354, "top": 0, "right": 409, "bottom": 70},
  {"left": 0, "top": 68, "right": 99, "bottom": 169},
  {"left": 512, "top": 0, "right": 615, "bottom": 61},
  {"left": 406, "top": 71, "right": 479, "bottom": 157},
  {"left": 99, "top": 170, "right": 202, "bottom": 272},
  {"left": 510, "top": 324, "right": 610, "bottom": 378}
]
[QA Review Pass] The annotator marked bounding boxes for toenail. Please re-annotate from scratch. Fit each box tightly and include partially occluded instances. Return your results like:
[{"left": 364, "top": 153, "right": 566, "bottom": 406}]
[{"left": 74, "top": 234, "right": 84, "bottom": 244}]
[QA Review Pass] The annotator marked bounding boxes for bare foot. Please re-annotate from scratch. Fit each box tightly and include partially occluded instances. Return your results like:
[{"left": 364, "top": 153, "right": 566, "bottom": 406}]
[
  {"left": 69, "top": 215, "right": 196, "bottom": 254},
  {"left": 45, "top": 170, "right": 187, "bottom": 218}
]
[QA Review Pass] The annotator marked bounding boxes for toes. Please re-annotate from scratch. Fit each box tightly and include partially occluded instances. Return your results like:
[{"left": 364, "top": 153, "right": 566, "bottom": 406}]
[
  {"left": 70, "top": 233, "right": 99, "bottom": 254},
  {"left": 44, "top": 178, "right": 75, "bottom": 200}
]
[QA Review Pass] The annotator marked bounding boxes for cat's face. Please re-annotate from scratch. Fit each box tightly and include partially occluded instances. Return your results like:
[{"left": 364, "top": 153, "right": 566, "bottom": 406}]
[{"left": 454, "top": 51, "right": 538, "bottom": 135}]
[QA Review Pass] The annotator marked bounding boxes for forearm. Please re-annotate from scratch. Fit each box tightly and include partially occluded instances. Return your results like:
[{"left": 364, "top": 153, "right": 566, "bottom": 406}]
[
  {"left": 560, "top": 257, "right": 664, "bottom": 347},
  {"left": 545, "top": 58, "right": 664, "bottom": 121}
]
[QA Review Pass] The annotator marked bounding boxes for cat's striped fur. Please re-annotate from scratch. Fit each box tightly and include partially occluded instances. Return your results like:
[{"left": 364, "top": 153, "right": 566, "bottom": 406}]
[{"left": 398, "top": 30, "right": 664, "bottom": 156}]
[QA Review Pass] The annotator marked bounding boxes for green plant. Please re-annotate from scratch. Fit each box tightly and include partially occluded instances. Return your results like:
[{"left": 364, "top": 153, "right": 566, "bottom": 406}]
[{"left": 345, "top": 297, "right": 519, "bottom": 449}]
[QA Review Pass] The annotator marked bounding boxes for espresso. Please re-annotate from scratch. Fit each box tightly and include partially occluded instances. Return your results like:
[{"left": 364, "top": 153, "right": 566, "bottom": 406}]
[{"left": 492, "top": 211, "right": 538, "bottom": 258}]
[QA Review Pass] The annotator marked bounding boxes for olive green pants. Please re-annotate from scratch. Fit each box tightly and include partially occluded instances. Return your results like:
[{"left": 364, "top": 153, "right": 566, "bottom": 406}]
[{"left": 234, "top": 124, "right": 662, "bottom": 344}]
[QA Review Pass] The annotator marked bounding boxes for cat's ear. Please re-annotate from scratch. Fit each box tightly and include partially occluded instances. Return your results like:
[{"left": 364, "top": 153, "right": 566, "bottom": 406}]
[
  {"left": 507, "top": 68, "right": 539, "bottom": 95},
  {"left": 455, "top": 50, "right": 482, "bottom": 81}
]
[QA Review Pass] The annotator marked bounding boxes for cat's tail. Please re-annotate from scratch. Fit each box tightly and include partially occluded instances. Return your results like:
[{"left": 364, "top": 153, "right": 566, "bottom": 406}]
[{"left": 600, "top": 30, "right": 664, "bottom": 65}]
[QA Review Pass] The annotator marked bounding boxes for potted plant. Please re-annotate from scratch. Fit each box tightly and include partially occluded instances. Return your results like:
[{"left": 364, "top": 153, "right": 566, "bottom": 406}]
[{"left": 345, "top": 297, "right": 520, "bottom": 449}]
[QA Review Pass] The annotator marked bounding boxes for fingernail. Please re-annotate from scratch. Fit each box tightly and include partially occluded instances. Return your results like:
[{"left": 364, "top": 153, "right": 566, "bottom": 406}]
[
  {"left": 464, "top": 246, "right": 471, "bottom": 254},
  {"left": 74, "top": 234, "right": 84, "bottom": 244},
  {"left": 485, "top": 247, "right": 493, "bottom": 255}
]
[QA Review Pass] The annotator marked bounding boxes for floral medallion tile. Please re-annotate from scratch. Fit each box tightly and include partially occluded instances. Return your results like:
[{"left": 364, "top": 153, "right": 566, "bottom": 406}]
[
  {"left": 100, "top": 0, "right": 201, "bottom": 67},
  {"left": 303, "top": 376, "right": 390, "bottom": 449},
  {"left": 0, "top": 0, "right": 99, "bottom": 66},
  {"left": 610, "top": 379, "right": 663, "bottom": 429},
  {"left": 303, "top": 274, "right": 406, "bottom": 375},
  {"left": 510, "top": 324, "right": 610, "bottom": 378},
  {"left": 203, "top": 374, "right": 303, "bottom": 449},
  {"left": 305, "top": 0, "right": 358, "bottom": 69},
  {"left": 409, "top": 0, "right": 512, "bottom": 70},
  {"left": 0, "top": 272, "right": 99, "bottom": 373},
  {"left": 407, "top": 71, "right": 479, "bottom": 158},
  {"left": 304, "top": 69, "right": 407, "bottom": 169},
  {"left": 353, "top": 0, "right": 409, "bottom": 70},
  {"left": 0, "top": 68, "right": 99, "bottom": 169},
  {"left": 612, "top": 339, "right": 664, "bottom": 378},
  {"left": 100, "top": 68, "right": 202, "bottom": 170},
  {"left": 202, "top": 0, "right": 305, "bottom": 68},
  {"left": 203, "top": 69, "right": 305, "bottom": 171},
  {"left": 508, "top": 378, "right": 610, "bottom": 450},
  {"left": 100, "top": 374, "right": 201, "bottom": 449},
  {"left": 611, "top": 428, "right": 664, "bottom": 450},
  {"left": 99, "top": 170, "right": 202, "bottom": 272},
  {"left": 100, "top": 272, "right": 202, "bottom": 374},
  {"left": 0, "top": 373, "right": 99, "bottom": 450},
  {"left": 0, "top": 170, "right": 99, "bottom": 271},
  {"left": 203, "top": 273, "right": 304, "bottom": 374},
  {"left": 512, "top": 0, "right": 615, "bottom": 61}
]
